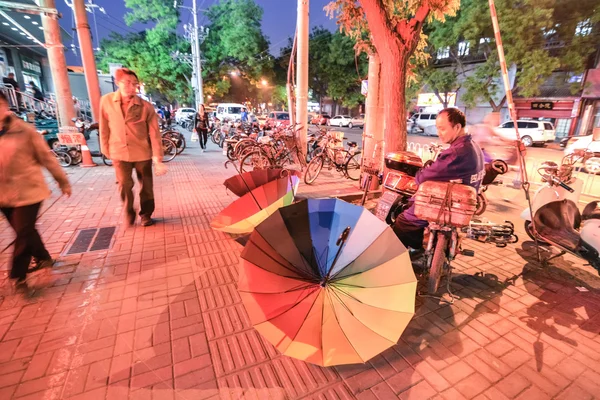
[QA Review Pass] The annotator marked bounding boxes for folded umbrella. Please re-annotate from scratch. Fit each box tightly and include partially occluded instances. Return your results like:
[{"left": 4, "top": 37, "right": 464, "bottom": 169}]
[
  {"left": 238, "top": 198, "right": 417, "bottom": 366},
  {"left": 224, "top": 168, "right": 290, "bottom": 197},
  {"left": 211, "top": 174, "right": 300, "bottom": 234}
]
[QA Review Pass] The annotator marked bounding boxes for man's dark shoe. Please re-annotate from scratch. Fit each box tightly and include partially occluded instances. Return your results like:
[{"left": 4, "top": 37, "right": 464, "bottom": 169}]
[
  {"left": 29, "top": 258, "right": 55, "bottom": 273},
  {"left": 125, "top": 212, "right": 136, "bottom": 227},
  {"left": 141, "top": 215, "right": 154, "bottom": 227}
]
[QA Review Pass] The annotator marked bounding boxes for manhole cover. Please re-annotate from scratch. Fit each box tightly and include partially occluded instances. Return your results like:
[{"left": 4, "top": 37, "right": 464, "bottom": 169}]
[{"left": 64, "top": 226, "right": 116, "bottom": 255}]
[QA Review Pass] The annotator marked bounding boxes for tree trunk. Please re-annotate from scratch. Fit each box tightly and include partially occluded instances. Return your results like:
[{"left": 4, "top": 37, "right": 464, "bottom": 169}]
[{"left": 381, "top": 56, "right": 408, "bottom": 152}]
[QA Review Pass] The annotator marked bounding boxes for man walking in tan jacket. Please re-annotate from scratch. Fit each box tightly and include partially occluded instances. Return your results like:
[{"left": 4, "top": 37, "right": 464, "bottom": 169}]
[{"left": 99, "top": 68, "right": 166, "bottom": 227}]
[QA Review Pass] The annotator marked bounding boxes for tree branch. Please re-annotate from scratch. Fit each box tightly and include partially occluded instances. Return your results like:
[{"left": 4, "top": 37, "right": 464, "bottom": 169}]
[
  {"left": 359, "top": 0, "right": 398, "bottom": 50},
  {"left": 395, "top": 4, "right": 431, "bottom": 45}
]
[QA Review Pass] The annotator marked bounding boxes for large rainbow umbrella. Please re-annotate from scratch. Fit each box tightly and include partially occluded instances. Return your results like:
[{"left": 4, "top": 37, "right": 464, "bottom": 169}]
[
  {"left": 224, "top": 168, "right": 295, "bottom": 197},
  {"left": 211, "top": 174, "right": 300, "bottom": 234},
  {"left": 238, "top": 198, "right": 417, "bottom": 366}
]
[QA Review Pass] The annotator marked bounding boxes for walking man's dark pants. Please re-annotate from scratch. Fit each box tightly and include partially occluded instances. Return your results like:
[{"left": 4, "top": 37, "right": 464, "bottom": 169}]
[
  {"left": 113, "top": 160, "right": 155, "bottom": 220},
  {"left": 1, "top": 202, "right": 50, "bottom": 281}
]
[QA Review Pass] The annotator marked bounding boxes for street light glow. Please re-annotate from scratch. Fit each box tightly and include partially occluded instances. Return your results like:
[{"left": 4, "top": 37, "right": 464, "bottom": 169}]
[
  {"left": 230, "top": 71, "right": 237, "bottom": 77},
  {"left": 261, "top": 79, "right": 267, "bottom": 86}
]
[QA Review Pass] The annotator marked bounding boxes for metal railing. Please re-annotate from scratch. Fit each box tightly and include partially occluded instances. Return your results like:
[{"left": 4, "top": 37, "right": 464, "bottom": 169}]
[{"left": 1, "top": 84, "right": 58, "bottom": 117}]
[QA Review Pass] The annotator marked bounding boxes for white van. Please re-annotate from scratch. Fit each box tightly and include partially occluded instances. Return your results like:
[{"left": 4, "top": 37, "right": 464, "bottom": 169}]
[{"left": 216, "top": 103, "right": 248, "bottom": 121}]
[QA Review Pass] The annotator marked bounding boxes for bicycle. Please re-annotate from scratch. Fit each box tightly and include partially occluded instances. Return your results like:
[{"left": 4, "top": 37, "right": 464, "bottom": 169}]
[
  {"left": 162, "top": 137, "right": 178, "bottom": 162},
  {"left": 162, "top": 130, "right": 186, "bottom": 155},
  {"left": 51, "top": 149, "right": 72, "bottom": 167},
  {"left": 304, "top": 135, "right": 361, "bottom": 184},
  {"left": 239, "top": 133, "right": 303, "bottom": 173}
]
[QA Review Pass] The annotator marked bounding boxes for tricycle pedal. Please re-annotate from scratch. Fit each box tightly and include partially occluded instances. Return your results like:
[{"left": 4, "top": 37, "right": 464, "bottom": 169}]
[{"left": 461, "top": 249, "right": 475, "bottom": 257}]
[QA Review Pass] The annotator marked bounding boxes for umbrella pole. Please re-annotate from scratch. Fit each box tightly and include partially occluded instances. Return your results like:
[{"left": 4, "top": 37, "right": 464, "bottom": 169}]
[
  {"left": 322, "top": 226, "right": 351, "bottom": 286},
  {"left": 224, "top": 160, "right": 263, "bottom": 210}
]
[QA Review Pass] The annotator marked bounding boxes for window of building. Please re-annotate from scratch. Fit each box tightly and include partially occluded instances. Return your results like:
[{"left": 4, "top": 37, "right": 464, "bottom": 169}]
[
  {"left": 458, "top": 41, "right": 470, "bottom": 57},
  {"left": 568, "top": 73, "right": 583, "bottom": 83},
  {"left": 436, "top": 46, "right": 450, "bottom": 60},
  {"left": 575, "top": 19, "right": 592, "bottom": 36}
]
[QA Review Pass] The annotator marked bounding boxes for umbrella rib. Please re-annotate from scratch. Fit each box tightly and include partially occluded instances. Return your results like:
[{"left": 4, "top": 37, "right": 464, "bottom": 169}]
[
  {"left": 278, "top": 287, "right": 322, "bottom": 355},
  {"left": 252, "top": 229, "right": 321, "bottom": 282},
  {"left": 331, "top": 284, "right": 416, "bottom": 314},
  {"left": 328, "top": 230, "right": 402, "bottom": 281},
  {"left": 329, "top": 287, "right": 398, "bottom": 345},
  {"left": 254, "top": 287, "right": 320, "bottom": 326},
  {"left": 246, "top": 234, "right": 319, "bottom": 282},
  {"left": 238, "top": 282, "right": 317, "bottom": 295}
]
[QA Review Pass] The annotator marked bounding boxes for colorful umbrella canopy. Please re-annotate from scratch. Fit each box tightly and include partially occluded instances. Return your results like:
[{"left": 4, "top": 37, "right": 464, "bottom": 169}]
[
  {"left": 238, "top": 198, "right": 417, "bottom": 366},
  {"left": 224, "top": 168, "right": 291, "bottom": 197},
  {"left": 211, "top": 174, "right": 300, "bottom": 234}
]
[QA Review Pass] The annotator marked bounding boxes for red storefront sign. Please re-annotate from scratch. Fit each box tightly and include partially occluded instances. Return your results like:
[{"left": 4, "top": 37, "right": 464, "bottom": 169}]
[{"left": 514, "top": 99, "right": 577, "bottom": 119}]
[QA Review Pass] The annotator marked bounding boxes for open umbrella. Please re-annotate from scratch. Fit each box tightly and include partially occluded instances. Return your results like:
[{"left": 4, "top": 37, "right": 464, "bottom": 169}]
[
  {"left": 224, "top": 168, "right": 291, "bottom": 197},
  {"left": 238, "top": 198, "right": 417, "bottom": 366},
  {"left": 211, "top": 174, "right": 300, "bottom": 234}
]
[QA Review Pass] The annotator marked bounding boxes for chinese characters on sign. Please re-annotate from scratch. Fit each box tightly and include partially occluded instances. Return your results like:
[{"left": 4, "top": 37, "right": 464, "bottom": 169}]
[
  {"left": 58, "top": 127, "right": 84, "bottom": 146},
  {"left": 531, "top": 102, "right": 554, "bottom": 110}
]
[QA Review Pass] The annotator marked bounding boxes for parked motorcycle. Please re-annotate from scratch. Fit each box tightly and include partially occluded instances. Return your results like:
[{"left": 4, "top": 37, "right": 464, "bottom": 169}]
[
  {"left": 375, "top": 150, "right": 518, "bottom": 294},
  {"left": 520, "top": 152, "right": 600, "bottom": 273}
]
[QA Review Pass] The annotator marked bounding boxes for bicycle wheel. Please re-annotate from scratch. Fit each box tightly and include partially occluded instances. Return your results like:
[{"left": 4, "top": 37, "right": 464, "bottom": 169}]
[
  {"left": 210, "top": 129, "right": 220, "bottom": 144},
  {"left": 345, "top": 153, "right": 362, "bottom": 181},
  {"left": 102, "top": 154, "right": 113, "bottom": 166},
  {"left": 162, "top": 138, "right": 177, "bottom": 162},
  {"left": 304, "top": 155, "right": 324, "bottom": 185},
  {"left": 240, "top": 150, "right": 271, "bottom": 173},
  {"left": 54, "top": 151, "right": 71, "bottom": 167},
  {"left": 428, "top": 233, "right": 447, "bottom": 294}
]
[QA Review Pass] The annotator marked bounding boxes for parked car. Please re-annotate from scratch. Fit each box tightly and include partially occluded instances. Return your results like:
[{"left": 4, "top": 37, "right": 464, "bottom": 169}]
[
  {"left": 310, "top": 114, "right": 331, "bottom": 125},
  {"left": 216, "top": 103, "right": 249, "bottom": 122},
  {"left": 564, "top": 132, "right": 600, "bottom": 174},
  {"left": 410, "top": 113, "right": 438, "bottom": 133},
  {"left": 265, "top": 111, "right": 290, "bottom": 129},
  {"left": 349, "top": 114, "right": 365, "bottom": 129},
  {"left": 175, "top": 107, "right": 196, "bottom": 124},
  {"left": 329, "top": 115, "right": 352, "bottom": 127},
  {"left": 495, "top": 120, "right": 556, "bottom": 147}
]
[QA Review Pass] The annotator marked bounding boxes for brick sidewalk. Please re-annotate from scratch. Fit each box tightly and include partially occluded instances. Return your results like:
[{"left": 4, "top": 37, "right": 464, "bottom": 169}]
[{"left": 1, "top": 137, "right": 599, "bottom": 400}]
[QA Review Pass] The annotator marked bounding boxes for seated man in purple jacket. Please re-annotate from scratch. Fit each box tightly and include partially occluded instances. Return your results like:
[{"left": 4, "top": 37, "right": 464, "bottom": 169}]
[{"left": 393, "top": 108, "right": 485, "bottom": 251}]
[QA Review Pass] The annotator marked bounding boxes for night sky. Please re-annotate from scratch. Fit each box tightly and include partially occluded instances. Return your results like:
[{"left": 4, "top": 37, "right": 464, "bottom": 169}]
[{"left": 57, "top": 0, "right": 338, "bottom": 66}]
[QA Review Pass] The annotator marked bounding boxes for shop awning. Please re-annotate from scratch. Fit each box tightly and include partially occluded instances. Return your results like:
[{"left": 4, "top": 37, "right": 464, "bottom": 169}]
[{"left": 583, "top": 69, "right": 600, "bottom": 99}]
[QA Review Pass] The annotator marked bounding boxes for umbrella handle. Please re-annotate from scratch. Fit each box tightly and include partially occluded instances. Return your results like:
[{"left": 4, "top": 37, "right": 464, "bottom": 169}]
[{"left": 323, "top": 226, "right": 351, "bottom": 284}]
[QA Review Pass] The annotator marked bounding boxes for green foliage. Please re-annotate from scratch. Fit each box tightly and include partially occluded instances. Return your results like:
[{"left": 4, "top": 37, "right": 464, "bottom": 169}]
[
  {"left": 271, "top": 85, "right": 288, "bottom": 109},
  {"left": 97, "top": 32, "right": 193, "bottom": 104},
  {"left": 202, "top": 0, "right": 272, "bottom": 99},
  {"left": 124, "top": 0, "right": 179, "bottom": 44},
  {"left": 424, "top": 0, "right": 600, "bottom": 110}
]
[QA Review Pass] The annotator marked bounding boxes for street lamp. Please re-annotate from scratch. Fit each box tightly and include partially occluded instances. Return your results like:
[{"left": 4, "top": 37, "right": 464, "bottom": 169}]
[
  {"left": 230, "top": 71, "right": 238, "bottom": 77},
  {"left": 261, "top": 79, "right": 268, "bottom": 86}
]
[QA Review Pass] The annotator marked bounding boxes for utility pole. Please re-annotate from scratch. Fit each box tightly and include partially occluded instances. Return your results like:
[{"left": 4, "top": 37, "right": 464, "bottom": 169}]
[
  {"left": 295, "top": 0, "right": 309, "bottom": 160},
  {"left": 175, "top": 0, "right": 208, "bottom": 108},
  {"left": 39, "top": 0, "right": 76, "bottom": 126},
  {"left": 192, "top": 0, "right": 203, "bottom": 106},
  {"left": 73, "top": 0, "right": 101, "bottom": 121}
]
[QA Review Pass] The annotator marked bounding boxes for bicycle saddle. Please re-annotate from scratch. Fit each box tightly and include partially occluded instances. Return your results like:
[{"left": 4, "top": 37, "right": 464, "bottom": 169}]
[{"left": 347, "top": 141, "right": 357, "bottom": 147}]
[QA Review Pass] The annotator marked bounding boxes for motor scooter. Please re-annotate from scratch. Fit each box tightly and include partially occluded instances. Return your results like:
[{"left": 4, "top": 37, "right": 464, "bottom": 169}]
[
  {"left": 520, "top": 152, "right": 600, "bottom": 272},
  {"left": 375, "top": 150, "right": 518, "bottom": 294}
]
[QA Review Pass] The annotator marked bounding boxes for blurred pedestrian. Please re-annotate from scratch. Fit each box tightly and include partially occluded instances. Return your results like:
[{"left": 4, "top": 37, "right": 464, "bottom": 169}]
[
  {"left": 99, "top": 68, "right": 166, "bottom": 227},
  {"left": 29, "top": 81, "right": 44, "bottom": 102},
  {"left": 194, "top": 104, "right": 210, "bottom": 152},
  {"left": 2, "top": 73, "right": 22, "bottom": 110},
  {"left": 0, "top": 92, "right": 71, "bottom": 291}
]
